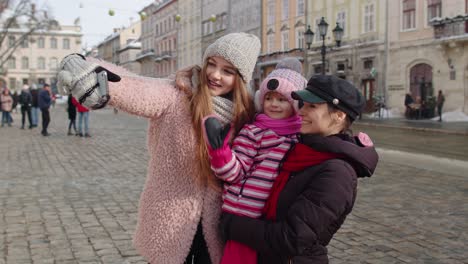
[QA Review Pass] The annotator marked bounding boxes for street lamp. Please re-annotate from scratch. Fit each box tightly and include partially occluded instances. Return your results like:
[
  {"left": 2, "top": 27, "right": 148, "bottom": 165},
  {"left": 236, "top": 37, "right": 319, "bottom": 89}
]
[{"left": 305, "top": 17, "right": 344, "bottom": 75}]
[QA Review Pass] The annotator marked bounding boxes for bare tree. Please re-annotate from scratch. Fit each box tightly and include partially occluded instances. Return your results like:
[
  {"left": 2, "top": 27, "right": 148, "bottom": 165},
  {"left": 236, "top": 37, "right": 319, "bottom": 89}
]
[{"left": 0, "top": 0, "right": 50, "bottom": 73}]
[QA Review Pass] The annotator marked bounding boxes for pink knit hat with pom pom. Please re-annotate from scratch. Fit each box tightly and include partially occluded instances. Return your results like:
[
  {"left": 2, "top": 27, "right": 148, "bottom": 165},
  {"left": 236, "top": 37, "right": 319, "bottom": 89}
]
[{"left": 255, "top": 57, "right": 307, "bottom": 113}]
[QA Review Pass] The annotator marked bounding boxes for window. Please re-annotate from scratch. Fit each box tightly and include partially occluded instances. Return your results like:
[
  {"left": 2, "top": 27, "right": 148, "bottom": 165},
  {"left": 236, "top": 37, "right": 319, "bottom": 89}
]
[
  {"left": 9, "top": 78, "right": 16, "bottom": 90},
  {"left": 267, "top": 34, "right": 275, "bottom": 53},
  {"left": 297, "top": 0, "right": 305, "bottom": 16},
  {"left": 315, "top": 18, "right": 321, "bottom": 41},
  {"left": 7, "top": 57, "right": 16, "bottom": 69},
  {"left": 37, "top": 37, "right": 45, "bottom": 48},
  {"left": 282, "top": 31, "right": 289, "bottom": 51},
  {"left": 337, "top": 11, "right": 346, "bottom": 36},
  {"left": 427, "top": 0, "right": 441, "bottom": 24},
  {"left": 267, "top": 0, "right": 275, "bottom": 25},
  {"left": 296, "top": 28, "right": 304, "bottom": 49},
  {"left": 364, "top": 59, "right": 373, "bottom": 69},
  {"left": 50, "top": 57, "right": 58, "bottom": 69},
  {"left": 63, "top": 38, "right": 70, "bottom": 49},
  {"left": 364, "top": 3, "right": 375, "bottom": 33},
  {"left": 402, "top": 0, "right": 416, "bottom": 30},
  {"left": 50, "top": 38, "right": 57, "bottom": 49},
  {"left": 21, "top": 38, "right": 28, "bottom": 48},
  {"left": 8, "top": 36, "right": 15, "bottom": 47},
  {"left": 282, "top": 0, "right": 289, "bottom": 20},
  {"left": 21, "top": 57, "right": 29, "bottom": 69},
  {"left": 37, "top": 57, "right": 46, "bottom": 70}
]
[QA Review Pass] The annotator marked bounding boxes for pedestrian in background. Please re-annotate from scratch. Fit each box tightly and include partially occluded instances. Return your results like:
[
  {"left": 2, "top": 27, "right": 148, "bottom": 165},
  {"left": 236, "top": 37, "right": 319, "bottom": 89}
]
[
  {"left": 72, "top": 97, "right": 90, "bottom": 137},
  {"left": 220, "top": 75, "right": 379, "bottom": 264},
  {"left": 12, "top": 90, "right": 19, "bottom": 113},
  {"left": 19, "top": 84, "right": 33, "bottom": 129},
  {"left": 1, "top": 87, "right": 13, "bottom": 127},
  {"left": 30, "top": 84, "right": 40, "bottom": 127},
  {"left": 38, "top": 83, "right": 52, "bottom": 136},
  {"left": 67, "top": 94, "right": 77, "bottom": 135},
  {"left": 436, "top": 90, "right": 445, "bottom": 122},
  {"left": 57, "top": 32, "right": 260, "bottom": 264}
]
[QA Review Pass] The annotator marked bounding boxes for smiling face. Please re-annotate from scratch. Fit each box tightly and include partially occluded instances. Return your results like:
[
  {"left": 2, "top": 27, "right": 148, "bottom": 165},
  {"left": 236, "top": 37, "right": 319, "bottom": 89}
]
[
  {"left": 263, "top": 91, "right": 294, "bottom": 120},
  {"left": 299, "top": 102, "right": 344, "bottom": 136},
  {"left": 205, "top": 56, "right": 238, "bottom": 96}
]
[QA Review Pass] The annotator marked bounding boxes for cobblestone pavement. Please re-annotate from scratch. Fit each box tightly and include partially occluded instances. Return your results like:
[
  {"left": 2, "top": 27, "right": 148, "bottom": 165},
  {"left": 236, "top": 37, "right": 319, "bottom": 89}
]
[{"left": 0, "top": 106, "right": 467, "bottom": 264}]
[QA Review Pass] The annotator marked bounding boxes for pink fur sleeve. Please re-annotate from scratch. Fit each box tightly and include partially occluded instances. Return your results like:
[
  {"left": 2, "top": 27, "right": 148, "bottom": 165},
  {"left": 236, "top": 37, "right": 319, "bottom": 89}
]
[{"left": 88, "top": 57, "right": 180, "bottom": 118}]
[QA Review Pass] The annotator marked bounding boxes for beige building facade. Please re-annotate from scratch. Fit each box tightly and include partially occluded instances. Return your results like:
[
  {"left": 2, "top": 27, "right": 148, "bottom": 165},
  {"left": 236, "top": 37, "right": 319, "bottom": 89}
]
[
  {"left": 177, "top": 0, "right": 202, "bottom": 68},
  {"left": 0, "top": 21, "right": 82, "bottom": 92},
  {"left": 386, "top": 0, "right": 468, "bottom": 114},
  {"left": 258, "top": 0, "right": 307, "bottom": 90},
  {"left": 304, "top": 0, "right": 386, "bottom": 112}
]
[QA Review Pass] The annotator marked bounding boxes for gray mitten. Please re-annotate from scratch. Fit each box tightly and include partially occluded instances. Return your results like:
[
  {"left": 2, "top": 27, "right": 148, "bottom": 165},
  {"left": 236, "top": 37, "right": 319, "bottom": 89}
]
[{"left": 57, "top": 54, "right": 121, "bottom": 109}]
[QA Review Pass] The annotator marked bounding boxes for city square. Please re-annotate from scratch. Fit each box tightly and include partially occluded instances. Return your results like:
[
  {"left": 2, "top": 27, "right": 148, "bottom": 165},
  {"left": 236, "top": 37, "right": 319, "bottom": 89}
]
[{"left": 0, "top": 107, "right": 467, "bottom": 264}]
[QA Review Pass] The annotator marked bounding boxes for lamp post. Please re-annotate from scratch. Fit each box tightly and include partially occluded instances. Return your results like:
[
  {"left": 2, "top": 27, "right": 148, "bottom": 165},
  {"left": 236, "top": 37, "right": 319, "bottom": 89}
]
[{"left": 304, "top": 17, "right": 344, "bottom": 75}]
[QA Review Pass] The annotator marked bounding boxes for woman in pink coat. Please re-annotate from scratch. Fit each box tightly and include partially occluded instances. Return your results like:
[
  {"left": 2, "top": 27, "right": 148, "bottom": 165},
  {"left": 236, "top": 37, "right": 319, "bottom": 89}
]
[
  {"left": 1, "top": 87, "right": 13, "bottom": 127},
  {"left": 57, "top": 33, "right": 260, "bottom": 264}
]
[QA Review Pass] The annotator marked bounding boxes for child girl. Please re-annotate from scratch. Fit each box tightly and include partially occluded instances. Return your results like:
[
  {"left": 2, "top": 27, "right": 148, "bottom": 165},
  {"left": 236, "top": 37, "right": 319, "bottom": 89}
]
[{"left": 203, "top": 58, "right": 307, "bottom": 264}]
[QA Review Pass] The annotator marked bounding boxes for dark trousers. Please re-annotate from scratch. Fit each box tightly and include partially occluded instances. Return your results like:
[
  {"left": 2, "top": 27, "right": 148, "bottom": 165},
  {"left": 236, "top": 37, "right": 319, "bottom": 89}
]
[
  {"left": 437, "top": 105, "right": 443, "bottom": 121},
  {"left": 21, "top": 105, "right": 32, "bottom": 128},
  {"left": 41, "top": 108, "right": 50, "bottom": 133},
  {"left": 184, "top": 223, "right": 212, "bottom": 264}
]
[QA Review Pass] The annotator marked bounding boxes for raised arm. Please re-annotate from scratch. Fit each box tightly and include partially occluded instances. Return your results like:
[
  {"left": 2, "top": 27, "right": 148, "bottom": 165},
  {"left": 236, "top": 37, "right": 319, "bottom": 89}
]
[{"left": 57, "top": 54, "right": 180, "bottom": 119}]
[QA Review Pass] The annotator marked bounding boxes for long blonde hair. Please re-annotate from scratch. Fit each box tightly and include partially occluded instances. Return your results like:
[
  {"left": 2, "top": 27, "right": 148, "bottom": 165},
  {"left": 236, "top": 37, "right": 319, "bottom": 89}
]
[{"left": 190, "top": 61, "right": 255, "bottom": 189}]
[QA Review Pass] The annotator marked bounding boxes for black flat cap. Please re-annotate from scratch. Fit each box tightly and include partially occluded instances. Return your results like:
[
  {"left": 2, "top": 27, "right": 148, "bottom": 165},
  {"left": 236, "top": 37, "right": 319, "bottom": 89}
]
[{"left": 291, "top": 75, "right": 365, "bottom": 120}]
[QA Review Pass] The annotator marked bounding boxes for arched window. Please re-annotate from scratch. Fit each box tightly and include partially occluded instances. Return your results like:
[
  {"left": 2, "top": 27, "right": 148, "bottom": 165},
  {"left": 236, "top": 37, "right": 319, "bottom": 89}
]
[
  {"left": 37, "top": 37, "right": 45, "bottom": 48},
  {"left": 49, "top": 57, "right": 58, "bottom": 69},
  {"left": 63, "top": 38, "right": 70, "bottom": 49},
  {"left": 21, "top": 57, "right": 29, "bottom": 69},
  {"left": 50, "top": 38, "right": 57, "bottom": 49},
  {"left": 37, "top": 57, "right": 46, "bottom": 69},
  {"left": 7, "top": 57, "right": 16, "bottom": 69}
]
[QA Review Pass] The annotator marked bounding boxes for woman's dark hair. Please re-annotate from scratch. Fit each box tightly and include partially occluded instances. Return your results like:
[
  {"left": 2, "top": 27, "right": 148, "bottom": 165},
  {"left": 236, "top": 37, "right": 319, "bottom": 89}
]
[{"left": 327, "top": 103, "right": 353, "bottom": 135}]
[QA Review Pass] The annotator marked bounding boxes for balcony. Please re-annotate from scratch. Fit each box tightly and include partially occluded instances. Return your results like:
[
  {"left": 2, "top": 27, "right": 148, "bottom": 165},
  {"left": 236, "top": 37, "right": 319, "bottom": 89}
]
[
  {"left": 154, "top": 51, "right": 176, "bottom": 63},
  {"left": 430, "top": 15, "right": 468, "bottom": 40},
  {"left": 135, "top": 49, "right": 156, "bottom": 61}
]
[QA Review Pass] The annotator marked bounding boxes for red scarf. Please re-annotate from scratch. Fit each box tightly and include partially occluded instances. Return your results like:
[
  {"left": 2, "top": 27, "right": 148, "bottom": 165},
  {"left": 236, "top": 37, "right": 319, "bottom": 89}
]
[{"left": 263, "top": 143, "right": 343, "bottom": 220}]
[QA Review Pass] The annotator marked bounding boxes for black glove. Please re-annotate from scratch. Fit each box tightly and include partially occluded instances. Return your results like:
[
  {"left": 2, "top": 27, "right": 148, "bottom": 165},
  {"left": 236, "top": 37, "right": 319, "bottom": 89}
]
[{"left": 204, "top": 117, "right": 231, "bottom": 150}]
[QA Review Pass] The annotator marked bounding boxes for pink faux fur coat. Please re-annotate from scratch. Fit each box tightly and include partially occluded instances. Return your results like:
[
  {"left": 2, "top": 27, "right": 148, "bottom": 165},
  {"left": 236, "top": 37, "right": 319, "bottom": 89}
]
[{"left": 94, "top": 59, "right": 223, "bottom": 264}]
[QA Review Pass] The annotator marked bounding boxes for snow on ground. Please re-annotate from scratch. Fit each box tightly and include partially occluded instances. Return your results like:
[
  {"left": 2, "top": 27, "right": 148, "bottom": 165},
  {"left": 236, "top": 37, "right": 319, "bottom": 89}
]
[
  {"left": 431, "top": 109, "right": 468, "bottom": 122},
  {"left": 364, "top": 107, "right": 468, "bottom": 122},
  {"left": 363, "top": 107, "right": 404, "bottom": 119}
]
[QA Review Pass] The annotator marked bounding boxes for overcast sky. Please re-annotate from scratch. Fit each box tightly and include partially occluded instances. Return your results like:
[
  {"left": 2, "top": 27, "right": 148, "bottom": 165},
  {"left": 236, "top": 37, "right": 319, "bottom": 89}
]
[{"left": 37, "top": 0, "right": 154, "bottom": 48}]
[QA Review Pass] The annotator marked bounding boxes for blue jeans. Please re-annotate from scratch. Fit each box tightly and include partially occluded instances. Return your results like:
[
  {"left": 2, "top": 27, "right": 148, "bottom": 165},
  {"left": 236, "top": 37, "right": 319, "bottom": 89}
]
[
  {"left": 31, "top": 107, "right": 39, "bottom": 126},
  {"left": 78, "top": 112, "right": 89, "bottom": 134},
  {"left": 1, "top": 111, "right": 11, "bottom": 126}
]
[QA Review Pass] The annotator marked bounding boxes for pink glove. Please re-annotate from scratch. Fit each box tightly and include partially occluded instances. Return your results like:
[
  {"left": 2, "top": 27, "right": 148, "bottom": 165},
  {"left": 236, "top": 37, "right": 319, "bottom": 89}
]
[{"left": 202, "top": 115, "right": 233, "bottom": 168}]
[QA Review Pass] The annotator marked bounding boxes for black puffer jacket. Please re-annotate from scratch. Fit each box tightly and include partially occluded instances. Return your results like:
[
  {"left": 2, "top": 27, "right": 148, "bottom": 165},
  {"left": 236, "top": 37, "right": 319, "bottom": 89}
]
[{"left": 222, "top": 133, "right": 379, "bottom": 264}]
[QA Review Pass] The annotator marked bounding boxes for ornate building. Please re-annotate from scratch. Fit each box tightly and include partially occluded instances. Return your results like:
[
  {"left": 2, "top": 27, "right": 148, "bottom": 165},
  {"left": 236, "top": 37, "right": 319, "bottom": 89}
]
[{"left": 0, "top": 20, "right": 82, "bottom": 92}]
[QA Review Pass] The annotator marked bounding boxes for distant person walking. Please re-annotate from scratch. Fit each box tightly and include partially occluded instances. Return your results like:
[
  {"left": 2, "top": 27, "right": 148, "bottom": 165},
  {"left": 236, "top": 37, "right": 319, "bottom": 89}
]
[
  {"left": 12, "top": 90, "right": 19, "bottom": 113},
  {"left": 30, "top": 84, "right": 40, "bottom": 127},
  {"left": 436, "top": 90, "right": 445, "bottom": 122},
  {"left": 19, "top": 84, "right": 33, "bottom": 129},
  {"left": 67, "top": 94, "right": 77, "bottom": 135},
  {"left": 1, "top": 87, "right": 13, "bottom": 127},
  {"left": 38, "top": 83, "right": 52, "bottom": 136},
  {"left": 72, "top": 97, "right": 91, "bottom": 137}
]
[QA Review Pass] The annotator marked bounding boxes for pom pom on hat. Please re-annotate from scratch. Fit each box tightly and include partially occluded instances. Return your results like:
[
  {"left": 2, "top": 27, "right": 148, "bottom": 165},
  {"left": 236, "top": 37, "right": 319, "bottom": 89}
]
[{"left": 256, "top": 57, "right": 307, "bottom": 113}]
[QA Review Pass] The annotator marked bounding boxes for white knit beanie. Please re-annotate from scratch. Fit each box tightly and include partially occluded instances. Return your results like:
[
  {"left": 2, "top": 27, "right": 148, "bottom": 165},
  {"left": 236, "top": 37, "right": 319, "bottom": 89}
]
[
  {"left": 202, "top": 32, "right": 260, "bottom": 84},
  {"left": 255, "top": 57, "right": 307, "bottom": 113}
]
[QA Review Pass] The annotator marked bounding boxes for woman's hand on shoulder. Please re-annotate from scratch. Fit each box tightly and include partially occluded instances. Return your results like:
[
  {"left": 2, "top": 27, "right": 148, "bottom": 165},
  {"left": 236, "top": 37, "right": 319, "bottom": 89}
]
[{"left": 175, "top": 65, "right": 201, "bottom": 96}]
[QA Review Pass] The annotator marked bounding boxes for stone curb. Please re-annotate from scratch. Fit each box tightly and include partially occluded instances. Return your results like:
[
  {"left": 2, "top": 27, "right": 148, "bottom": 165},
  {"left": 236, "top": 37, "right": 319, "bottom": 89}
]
[{"left": 355, "top": 121, "right": 468, "bottom": 136}]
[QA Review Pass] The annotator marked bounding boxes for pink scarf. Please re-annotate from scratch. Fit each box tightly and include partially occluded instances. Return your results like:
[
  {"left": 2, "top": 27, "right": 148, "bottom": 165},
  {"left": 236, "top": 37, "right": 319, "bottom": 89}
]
[{"left": 253, "top": 113, "right": 301, "bottom": 136}]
